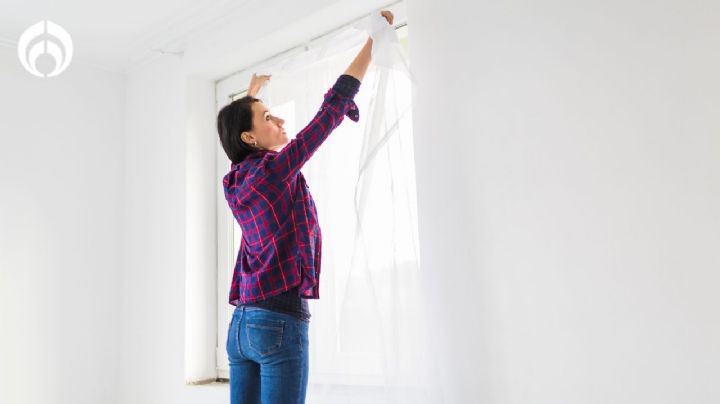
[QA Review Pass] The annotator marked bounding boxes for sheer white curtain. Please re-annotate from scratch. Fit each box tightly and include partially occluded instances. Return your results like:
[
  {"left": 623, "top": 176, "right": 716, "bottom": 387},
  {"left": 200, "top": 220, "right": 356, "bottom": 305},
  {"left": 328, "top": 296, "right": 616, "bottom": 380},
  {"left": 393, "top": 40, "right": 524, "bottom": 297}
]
[{"left": 252, "top": 21, "right": 439, "bottom": 404}]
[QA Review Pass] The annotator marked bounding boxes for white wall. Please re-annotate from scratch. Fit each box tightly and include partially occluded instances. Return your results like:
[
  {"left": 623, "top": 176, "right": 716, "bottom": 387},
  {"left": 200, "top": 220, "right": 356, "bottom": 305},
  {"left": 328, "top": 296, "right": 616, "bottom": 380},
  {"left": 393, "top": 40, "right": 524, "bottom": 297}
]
[
  {"left": 0, "top": 49, "right": 125, "bottom": 404},
  {"left": 117, "top": 56, "right": 229, "bottom": 404},
  {"left": 7, "top": 1, "right": 717, "bottom": 403},
  {"left": 407, "top": 0, "right": 720, "bottom": 403}
]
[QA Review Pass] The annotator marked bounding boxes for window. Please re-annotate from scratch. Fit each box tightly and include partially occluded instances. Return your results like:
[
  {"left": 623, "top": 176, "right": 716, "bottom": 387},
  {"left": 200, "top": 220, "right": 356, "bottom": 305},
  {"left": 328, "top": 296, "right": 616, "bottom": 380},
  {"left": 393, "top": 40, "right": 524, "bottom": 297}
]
[{"left": 215, "top": 23, "right": 421, "bottom": 396}]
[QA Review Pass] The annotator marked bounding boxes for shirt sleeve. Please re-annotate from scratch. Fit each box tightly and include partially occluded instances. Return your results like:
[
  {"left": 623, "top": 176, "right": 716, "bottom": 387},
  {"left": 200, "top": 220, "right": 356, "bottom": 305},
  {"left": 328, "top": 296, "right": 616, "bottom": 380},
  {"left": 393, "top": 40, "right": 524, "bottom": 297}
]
[{"left": 260, "top": 74, "right": 361, "bottom": 182}]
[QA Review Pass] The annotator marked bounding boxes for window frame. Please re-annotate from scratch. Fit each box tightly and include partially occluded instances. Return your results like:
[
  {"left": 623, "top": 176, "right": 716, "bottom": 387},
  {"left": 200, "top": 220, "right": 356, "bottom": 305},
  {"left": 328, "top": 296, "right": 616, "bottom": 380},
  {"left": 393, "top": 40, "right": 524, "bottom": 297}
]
[{"left": 214, "top": 21, "right": 410, "bottom": 383}]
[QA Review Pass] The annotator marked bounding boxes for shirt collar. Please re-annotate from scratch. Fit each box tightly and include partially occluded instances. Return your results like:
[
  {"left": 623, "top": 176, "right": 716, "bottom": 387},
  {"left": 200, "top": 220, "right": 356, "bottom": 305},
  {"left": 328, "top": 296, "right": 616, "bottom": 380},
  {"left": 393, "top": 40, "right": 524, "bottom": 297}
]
[
  {"left": 232, "top": 149, "right": 276, "bottom": 168},
  {"left": 250, "top": 148, "right": 277, "bottom": 157}
]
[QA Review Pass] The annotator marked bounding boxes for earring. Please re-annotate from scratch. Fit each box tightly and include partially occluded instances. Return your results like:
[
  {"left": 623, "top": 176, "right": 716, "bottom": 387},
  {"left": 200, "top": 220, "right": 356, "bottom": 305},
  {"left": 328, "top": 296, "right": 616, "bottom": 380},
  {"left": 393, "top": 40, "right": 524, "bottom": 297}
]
[{"left": 253, "top": 141, "right": 258, "bottom": 147}]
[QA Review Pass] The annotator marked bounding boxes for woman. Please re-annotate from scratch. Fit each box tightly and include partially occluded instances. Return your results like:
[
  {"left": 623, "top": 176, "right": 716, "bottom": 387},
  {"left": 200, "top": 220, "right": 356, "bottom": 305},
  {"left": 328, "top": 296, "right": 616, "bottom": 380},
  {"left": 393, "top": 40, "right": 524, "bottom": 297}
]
[{"left": 216, "top": 10, "right": 394, "bottom": 404}]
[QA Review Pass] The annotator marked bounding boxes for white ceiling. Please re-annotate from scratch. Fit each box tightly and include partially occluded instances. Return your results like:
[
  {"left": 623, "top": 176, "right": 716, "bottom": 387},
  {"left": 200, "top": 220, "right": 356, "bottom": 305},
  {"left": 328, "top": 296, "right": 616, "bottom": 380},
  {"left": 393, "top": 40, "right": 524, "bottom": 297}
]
[{"left": 0, "top": 0, "right": 398, "bottom": 76}]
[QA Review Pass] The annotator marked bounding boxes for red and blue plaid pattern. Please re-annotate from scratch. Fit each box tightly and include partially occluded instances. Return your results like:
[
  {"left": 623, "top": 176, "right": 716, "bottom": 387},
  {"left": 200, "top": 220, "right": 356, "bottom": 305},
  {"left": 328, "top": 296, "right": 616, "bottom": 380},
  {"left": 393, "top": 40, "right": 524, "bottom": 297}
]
[{"left": 223, "top": 75, "right": 360, "bottom": 305}]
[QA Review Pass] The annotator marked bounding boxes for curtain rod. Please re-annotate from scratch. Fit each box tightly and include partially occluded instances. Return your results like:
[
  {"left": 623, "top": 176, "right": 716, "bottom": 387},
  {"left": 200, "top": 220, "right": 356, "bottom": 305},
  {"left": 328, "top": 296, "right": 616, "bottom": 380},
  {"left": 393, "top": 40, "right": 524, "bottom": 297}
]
[{"left": 214, "top": 0, "right": 405, "bottom": 84}]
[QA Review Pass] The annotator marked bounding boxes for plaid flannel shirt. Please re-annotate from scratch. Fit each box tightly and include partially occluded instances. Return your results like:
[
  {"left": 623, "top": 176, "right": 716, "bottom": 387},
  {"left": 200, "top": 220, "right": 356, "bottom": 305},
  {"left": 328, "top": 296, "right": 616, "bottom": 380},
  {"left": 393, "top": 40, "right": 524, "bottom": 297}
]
[{"left": 223, "top": 74, "right": 361, "bottom": 305}]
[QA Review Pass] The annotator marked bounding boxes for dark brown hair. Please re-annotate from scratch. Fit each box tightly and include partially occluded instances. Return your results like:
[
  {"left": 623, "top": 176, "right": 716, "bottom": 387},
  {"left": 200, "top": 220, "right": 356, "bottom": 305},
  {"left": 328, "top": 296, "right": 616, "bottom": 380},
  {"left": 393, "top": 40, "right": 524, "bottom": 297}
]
[{"left": 217, "top": 95, "right": 260, "bottom": 164}]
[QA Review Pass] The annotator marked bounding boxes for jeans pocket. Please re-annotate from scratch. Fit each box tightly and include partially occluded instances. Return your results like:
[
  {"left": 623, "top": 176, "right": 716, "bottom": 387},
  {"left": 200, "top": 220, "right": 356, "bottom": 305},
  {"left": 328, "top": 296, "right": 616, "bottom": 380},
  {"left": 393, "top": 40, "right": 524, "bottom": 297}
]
[{"left": 246, "top": 317, "right": 285, "bottom": 357}]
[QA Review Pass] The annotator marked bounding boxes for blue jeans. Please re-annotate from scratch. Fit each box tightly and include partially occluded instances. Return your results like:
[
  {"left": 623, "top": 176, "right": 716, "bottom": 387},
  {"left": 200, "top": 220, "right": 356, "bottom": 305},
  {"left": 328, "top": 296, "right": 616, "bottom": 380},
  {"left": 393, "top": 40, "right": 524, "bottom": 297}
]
[{"left": 226, "top": 306, "right": 310, "bottom": 404}]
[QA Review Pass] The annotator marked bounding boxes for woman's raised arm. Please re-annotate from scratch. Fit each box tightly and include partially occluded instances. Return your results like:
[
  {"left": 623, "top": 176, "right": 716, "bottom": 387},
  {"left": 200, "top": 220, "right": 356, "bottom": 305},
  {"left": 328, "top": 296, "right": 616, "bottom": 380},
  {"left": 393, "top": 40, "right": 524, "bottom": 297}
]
[
  {"left": 343, "top": 10, "right": 394, "bottom": 82},
  {"left": 259, "top": 10, "right": 395, "bottom": 182}
]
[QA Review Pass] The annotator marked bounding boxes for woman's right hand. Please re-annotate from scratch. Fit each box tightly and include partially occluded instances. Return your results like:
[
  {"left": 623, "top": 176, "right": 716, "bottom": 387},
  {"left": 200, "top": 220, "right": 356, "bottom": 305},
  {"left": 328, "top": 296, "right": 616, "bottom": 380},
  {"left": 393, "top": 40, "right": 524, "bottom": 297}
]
[
  {"left": 343, "top": 10, "right": 394, "bottom": 81},
  {"left": 380, "top": 10, "right": 394, "bottom": 26}
]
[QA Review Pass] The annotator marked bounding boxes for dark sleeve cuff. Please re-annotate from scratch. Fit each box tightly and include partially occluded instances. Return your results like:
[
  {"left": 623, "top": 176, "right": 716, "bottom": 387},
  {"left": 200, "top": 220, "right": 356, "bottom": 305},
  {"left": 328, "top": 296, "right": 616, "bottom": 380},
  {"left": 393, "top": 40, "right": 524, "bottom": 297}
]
[{"left": 332, "top": 74, "right": 361, "bottom": 98}]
